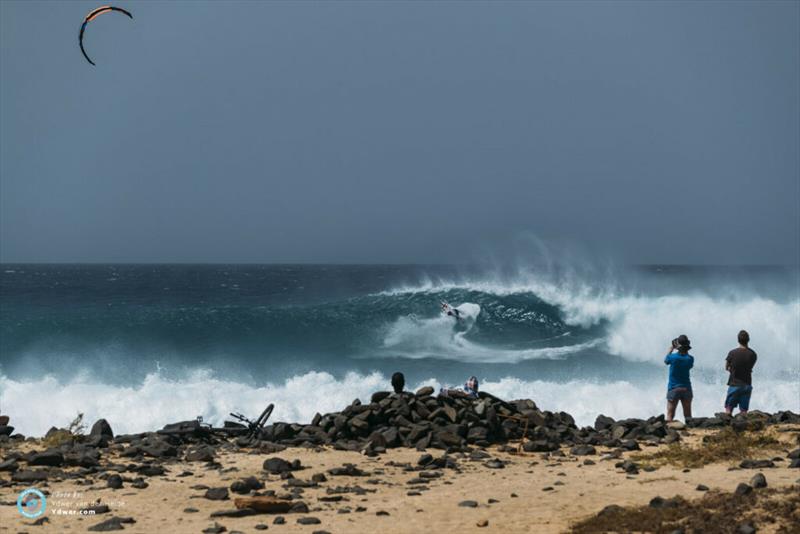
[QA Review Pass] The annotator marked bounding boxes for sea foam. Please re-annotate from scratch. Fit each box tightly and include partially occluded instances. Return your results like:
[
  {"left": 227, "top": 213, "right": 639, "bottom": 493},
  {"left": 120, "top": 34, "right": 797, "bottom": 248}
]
[{"left": 2, "top": 370, "right": 797, "bottom": 437}]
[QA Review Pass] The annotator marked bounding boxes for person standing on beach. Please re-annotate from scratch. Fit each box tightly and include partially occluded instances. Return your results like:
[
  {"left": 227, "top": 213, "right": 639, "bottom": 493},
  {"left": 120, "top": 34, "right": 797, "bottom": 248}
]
[
  {"left": 665, "top": 335, "right": 694, "bottom": 422},
  {"left": 725, "top": 330, "right": 757, "bottom": 415}
]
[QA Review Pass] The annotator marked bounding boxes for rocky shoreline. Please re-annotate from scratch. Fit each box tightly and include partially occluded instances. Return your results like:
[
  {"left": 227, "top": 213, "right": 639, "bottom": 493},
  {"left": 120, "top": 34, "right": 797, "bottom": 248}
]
[{"left": 1, "top": 390, "right": 799, "bottom": 533}]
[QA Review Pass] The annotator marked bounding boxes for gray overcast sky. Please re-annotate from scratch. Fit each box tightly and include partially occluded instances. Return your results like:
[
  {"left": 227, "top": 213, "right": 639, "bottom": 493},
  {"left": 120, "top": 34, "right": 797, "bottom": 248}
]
[{"left": 1, "top": 1, "right": 798, "bottom": 264}]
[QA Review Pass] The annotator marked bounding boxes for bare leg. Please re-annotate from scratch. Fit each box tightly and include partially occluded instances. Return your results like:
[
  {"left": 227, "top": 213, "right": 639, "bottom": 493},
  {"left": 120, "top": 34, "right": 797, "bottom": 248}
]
[
  {"left": 666, "top": 400, "right": 677, "bottom": 422},
  {"left": 680, "top": 398, "right": 692, "bottom": 420}
]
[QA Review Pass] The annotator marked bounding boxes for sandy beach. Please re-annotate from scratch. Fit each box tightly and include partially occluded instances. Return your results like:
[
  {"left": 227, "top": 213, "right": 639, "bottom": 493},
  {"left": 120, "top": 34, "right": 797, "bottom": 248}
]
[{"left": 2, "top": 419, "right": 798, "bottom": 533}]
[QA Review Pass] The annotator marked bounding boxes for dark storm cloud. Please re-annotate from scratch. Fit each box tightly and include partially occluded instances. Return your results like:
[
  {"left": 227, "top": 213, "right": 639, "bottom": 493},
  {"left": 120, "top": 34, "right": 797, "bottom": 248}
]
[{"left": 1, "top": 1, "right": 797, "bottom": 264}]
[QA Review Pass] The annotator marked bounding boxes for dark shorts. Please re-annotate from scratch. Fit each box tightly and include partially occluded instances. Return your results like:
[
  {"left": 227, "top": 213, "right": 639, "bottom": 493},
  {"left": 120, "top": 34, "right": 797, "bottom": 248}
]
[
  {"left": 667, "top": 387, "right": 693, "bottom": 402},
  {"left": 725, "top": 385, "right": 753, "bottom": 411}
]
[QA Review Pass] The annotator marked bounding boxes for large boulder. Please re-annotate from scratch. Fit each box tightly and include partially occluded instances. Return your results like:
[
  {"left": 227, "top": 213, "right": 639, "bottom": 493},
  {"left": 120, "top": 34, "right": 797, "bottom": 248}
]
[{"left": 90, "top": 419, "right": 114, "bottom": 440}]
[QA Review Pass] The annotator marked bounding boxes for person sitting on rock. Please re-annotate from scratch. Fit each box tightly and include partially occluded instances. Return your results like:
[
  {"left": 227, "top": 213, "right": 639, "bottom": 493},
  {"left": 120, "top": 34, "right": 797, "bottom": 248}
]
[
  {"left": 664, "top": 334, "right": 694, "bottom": 422},
  {"left": 439, "top": 376, "right": 480, "bottom": 399},
  {"left": 391, "top": 372, "right": 405, "bottom": 394}
]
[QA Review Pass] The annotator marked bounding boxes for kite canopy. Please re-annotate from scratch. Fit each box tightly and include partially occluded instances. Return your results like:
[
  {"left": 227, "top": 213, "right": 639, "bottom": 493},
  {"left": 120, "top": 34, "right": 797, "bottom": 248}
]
[{"left": 79, "top": 6, "right": 133, "bottom": 66}]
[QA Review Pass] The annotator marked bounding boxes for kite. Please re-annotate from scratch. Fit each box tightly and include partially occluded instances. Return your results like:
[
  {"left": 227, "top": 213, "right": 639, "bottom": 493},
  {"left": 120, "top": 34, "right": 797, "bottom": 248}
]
[{"left": 79, "top": 6, "right": 133, "bottom": 66}]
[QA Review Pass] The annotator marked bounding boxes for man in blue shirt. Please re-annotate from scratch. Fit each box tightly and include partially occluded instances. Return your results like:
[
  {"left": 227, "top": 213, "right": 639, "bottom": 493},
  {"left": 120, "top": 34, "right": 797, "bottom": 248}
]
[{"left": 665, "top": 334, "right": 694, "bottom": 422}]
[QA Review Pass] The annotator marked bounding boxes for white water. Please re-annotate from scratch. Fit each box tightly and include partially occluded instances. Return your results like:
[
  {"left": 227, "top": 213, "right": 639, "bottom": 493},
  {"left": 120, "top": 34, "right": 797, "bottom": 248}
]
[{"left": 2, "top": 370, "right": 798, "bottom": 437}]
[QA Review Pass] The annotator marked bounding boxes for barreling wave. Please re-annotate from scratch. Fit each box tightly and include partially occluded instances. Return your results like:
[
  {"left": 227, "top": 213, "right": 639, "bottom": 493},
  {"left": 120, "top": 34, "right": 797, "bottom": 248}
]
[{"left": 379, "top": 271, "right": 800, "bottom": 374}]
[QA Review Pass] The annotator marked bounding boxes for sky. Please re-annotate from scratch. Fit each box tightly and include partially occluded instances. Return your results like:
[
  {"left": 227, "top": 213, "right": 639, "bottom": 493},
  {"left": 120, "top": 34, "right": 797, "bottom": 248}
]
[{"left": 1, "top": 1, "right": 798, "bottom": 264}]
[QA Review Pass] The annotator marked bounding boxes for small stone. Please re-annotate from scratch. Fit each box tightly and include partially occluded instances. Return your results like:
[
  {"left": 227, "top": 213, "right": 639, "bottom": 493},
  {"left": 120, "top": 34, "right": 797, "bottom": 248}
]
[
  {"left": 204, "top": 487, "right": 229, "bottom": 501},
  {"left": 289, "top": 501, "right": 309, "bottom": 514},
  {"left": 254, "top": 525, "right": 269, "bottom": 531},
  {"left": 570, "top": 445, "right": 596, "bottom": 456},
  {"left": 734, "top": 483, "right": 752, "bottom": 496},
  {"left": 202, "top": 523, "right": 227, "bottom": 534},
  {"left": 376, "top": 510, "right": 390, "bottom": 516},
  {"left": 273, "top": 516, "right": 286, "bottom": 525},
  {"left": 87, "top": 516, "right": 136, "bottom": 532},
  {"left": 477, "top": 519, "right": 489, "bottom": 527},
  {"left": 737, "top": 524, "right": 756, "bottom": 534},
  {"left": 297, "top": 517, "right": 321, "bottom": 525},
  {"left": 210, "top": 509, "right": 257, "bottom": 518},
  {"left": 263, "top": 457, "right": 294, "bottom": 474},
  {"left": 599, "top": 504, "right": 623, "bottom": 516},
  {"left": 750, "top": 473, "right": 767, "bottom": 489},
  {"left": 649, "top": 496, "right": 679, "bottom": 509},
  {"left": 107, "top": 474, "right": 123, "bottom": 489},
  {"left": 184, "top": 508, "right": 199, "bottom": 513},
  {"left": 458, "top": 500, "right": 478, "bottom": 507},
  {"left": 696, "top": 484, "right": 709, "bottom": 491},
  {"left": 186, "top": 446, "right": 215, "bottom": 462}
]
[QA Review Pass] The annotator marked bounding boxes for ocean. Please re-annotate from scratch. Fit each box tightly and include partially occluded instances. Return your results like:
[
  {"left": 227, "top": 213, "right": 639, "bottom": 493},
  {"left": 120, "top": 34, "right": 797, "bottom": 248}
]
[{"left": 1, "top": 263, "right": 798, "bottom": 436}]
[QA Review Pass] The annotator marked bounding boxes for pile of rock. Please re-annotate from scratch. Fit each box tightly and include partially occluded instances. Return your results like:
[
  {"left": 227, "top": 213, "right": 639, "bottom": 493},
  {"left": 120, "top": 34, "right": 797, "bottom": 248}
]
[
  {"left": 236, "top": 390, "right": 707, "bottom": 454},
  {"left": 249, "top": 390, "right": 800, "bottom": 455}
]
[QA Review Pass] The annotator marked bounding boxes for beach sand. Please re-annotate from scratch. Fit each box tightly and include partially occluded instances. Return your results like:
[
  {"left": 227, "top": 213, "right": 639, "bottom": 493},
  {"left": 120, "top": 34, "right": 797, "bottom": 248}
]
[{"left": 1, "top": 425, "right": 798, "bottom": 533}]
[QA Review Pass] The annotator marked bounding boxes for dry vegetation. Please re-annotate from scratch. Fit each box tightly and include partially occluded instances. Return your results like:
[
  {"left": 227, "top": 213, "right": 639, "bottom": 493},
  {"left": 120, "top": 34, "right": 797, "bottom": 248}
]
[
  {"left": 570, "top": 485, "right": 800, "bottom": 534},
  {"left": 633, "top": 427, "right": 784, "bottom": 469}
]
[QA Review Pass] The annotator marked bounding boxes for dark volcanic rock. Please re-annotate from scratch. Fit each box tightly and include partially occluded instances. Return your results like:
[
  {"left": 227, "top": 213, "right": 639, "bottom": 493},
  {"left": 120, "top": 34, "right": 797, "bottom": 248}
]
[
  {"left": 136, "top": 464, "right": 165, "bottom": 477},
  {"left": 328, "top": 464, "right": 367, "bottom": 476},
  {"left": 28, "top": 449, "right": 64, "bottom": 467},
  {"left": 107, "top": 474, "right": 124, "bottom": 489},
  {"left": 186, "top": 446, "right": 216, "bottom": 462},
  {"left": 263, "top": 457, "right": 300, "bottom": 474},
  {"left": 297, "top": 517, "right": 322, "bottom": 525},
  {"left": 83, "top": 504, "right": 111, "bottom": 515},
  {"left": 87, "top": 516, "right": 136, "bottom": 532},
  {"left": 750, "top": 473, "right": 767, "bottom": 489},
  {"left": 289, "top": 501, "right": 310, "bottom": 513},
  {"left": 458, "top": 500, "right": 479, "bottom": 508},
  {"left": 0, "top": 458, "right": 18, "bottom": 472},
  {"left": 570, "top": 445, "right": 596, "bottom": 456},
  {"left": 594, "top": 415, "right": 615, "bottom": 431},
  {"left": 649, "top": 496, "right": 680, "bottom": 509},
  {"left": 12, "top": 470, "right": 49, "bottom": 482},
  {"left": 230, "top": 476, "right": 264, "bottom": 494},
  {"left": 205, "top": 487, "right": 230, "bottom": 501},
  {"left": 734, "top": 483, "right": 753, "bottom": 496},
  {"left": 210, "top": 508, "right": 258, "bottom": 518},
  {"left": 90, "top": 419, "right": 114, "bottom": 441},
  {"left": 740, "top": 459, "right": 775, "bottom": 469}
]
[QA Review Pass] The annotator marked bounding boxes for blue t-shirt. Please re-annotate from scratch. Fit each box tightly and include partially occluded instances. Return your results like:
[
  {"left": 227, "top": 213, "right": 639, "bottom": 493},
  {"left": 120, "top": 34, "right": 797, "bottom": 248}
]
[{"left": 665, "top": 352, "right": 694, "bottom": 391}]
